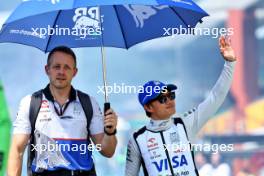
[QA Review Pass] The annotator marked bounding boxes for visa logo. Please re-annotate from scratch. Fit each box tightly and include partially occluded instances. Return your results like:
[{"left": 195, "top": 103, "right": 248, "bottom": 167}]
[{"left": 152, "top": 155, "right": 188, "bottom": 172}]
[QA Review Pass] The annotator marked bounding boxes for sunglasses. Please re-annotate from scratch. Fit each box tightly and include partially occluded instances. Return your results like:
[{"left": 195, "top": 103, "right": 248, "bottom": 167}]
[{"left": 154, "top": 92, "right": 176, "bottom": 104}]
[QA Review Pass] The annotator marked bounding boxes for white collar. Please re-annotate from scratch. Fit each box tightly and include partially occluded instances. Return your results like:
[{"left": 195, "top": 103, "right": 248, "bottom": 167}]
[{"left": 146, "top": 117, "right": 173, "bottom": 132}]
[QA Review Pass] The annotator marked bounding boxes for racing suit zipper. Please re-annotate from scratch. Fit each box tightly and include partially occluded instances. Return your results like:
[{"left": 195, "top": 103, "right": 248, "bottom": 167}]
[{"left": 160, "top": 131, "right": 174, "bottom": 176}]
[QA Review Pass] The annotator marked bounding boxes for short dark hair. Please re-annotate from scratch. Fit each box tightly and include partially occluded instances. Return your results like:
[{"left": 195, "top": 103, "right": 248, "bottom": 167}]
[
  {"left": 145, "top": 110, "right": 151, "bottom": 117},
  {"left": 47, "top": 46, "right": 77, "bottom": 67},
  {"left": 144, "top": 96, "right": 159, "bottom": 117},
  {"left": 145, "top": 101, "right": 153, "bottom": 117}
]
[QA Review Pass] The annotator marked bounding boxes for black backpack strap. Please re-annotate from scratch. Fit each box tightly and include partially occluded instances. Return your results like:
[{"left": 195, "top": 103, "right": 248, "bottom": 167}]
[
  {"left": 173, "top": 118, "right": 200, "bottom": 176},
  {"left": 77, "top": 90, "right": 93, "bottom": 136},
  {"left": 77, "top": 90, "right": 95, "bottom": 174},
  {"left": 133, "top": 126, "right": 149, "bottom": 176},
  {"left": 27, "top": 90, "right": 43, "bottom": 176}
]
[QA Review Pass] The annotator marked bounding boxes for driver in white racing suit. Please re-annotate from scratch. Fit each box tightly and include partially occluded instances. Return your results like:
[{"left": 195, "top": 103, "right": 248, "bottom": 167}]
[{"left": 125, "top": 36, "right": 237, "bottom": 176}]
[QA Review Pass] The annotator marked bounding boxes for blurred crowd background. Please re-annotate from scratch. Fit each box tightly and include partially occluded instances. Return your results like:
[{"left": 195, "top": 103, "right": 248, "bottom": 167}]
[{"left": 0, "top": 0, "right": 263, "bottom": 175}]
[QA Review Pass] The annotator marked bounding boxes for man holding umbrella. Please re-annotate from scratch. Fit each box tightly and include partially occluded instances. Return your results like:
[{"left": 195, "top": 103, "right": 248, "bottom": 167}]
[
  {"left": 8, "top": 46, "right": 118, "bottom": 176},
  {"left": 125, "top": 36, "right": 237, "bottom": 176}
]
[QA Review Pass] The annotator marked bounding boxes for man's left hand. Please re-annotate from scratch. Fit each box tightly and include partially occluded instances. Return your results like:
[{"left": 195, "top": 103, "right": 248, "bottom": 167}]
[{"left": 219, "top": 36, "right": 237, "bottom": 62}]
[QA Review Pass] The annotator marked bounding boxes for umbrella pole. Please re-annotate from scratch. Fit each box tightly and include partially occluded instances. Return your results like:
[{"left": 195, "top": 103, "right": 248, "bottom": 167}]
[
  {"left": 98, "top": 6, "right": 109, "bottom": 105},
  {"left": 100, "top": 45, "right": 108, "bottom": 103},
  {"left": 101, "top": 45, "right": 112, "bottom": 129},
  {"left": 99, "top": 6, "right": 112, "bottom": 129}
]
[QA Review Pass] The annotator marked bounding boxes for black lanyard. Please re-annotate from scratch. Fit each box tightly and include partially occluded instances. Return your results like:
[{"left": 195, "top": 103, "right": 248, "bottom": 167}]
[{"left": 52, "top": 101, "right": 71, "bottom": 116}]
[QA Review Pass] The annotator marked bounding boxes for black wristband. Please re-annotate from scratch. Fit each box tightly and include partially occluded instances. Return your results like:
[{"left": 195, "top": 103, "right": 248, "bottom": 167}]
[{"left": 104, "top": 128, "right": 117, "bottom": 136}]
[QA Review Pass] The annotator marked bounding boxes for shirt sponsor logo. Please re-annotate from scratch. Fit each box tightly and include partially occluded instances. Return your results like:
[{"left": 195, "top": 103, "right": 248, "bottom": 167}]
[
  {"left": 150, "top": 151, "right": 161, "bottom": 160},
  {"left": 147, "top": 138, "right": 159, "bottom": 151},
  {"left": 159, "top": 120, "right": 169, "bottom": 127},
  {"left": 41, "top": 100, "right": 49, "bottom": 109},
  {"left": 170, "top": 132, "right": 180, "bottom": 144},
  {"left": 39, "top": 101, "right": 51, "bottom": 121},
  {"left": 73, "top": 104, "right": 81, "bottom": 116},
  {"left": 39, "top": 118, "right": 52, "bottom": 122},
  {"left": 152, "top": 154, "right": 188, "bottom": 172}
]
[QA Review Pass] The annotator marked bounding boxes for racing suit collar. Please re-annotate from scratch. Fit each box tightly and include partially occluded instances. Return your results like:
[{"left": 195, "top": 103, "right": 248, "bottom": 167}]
[{"left": 146, "top": 117, "right": 173, "bottom": 132}]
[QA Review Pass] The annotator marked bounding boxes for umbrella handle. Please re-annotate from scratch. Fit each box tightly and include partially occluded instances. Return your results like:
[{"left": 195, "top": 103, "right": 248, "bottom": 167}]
[{"left": 104, "top": 102, "right": 112, "bottom": 129}]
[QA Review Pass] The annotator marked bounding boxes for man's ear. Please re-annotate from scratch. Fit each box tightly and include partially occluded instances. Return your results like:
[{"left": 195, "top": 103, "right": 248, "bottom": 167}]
[
  {"left": 144, "top": 103, "right": 153, "bottom": 113},
  {"left": 45, "top": 65, "right": 49, "bottom": 75},
  {"left": 73, "top": 68, "right": 78, "bottom": 77}
]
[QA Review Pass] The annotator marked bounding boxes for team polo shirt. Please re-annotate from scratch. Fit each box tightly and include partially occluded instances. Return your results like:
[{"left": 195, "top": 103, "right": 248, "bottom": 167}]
[{"left": 13, "top": 85, "right": 104, "bottom": 172}]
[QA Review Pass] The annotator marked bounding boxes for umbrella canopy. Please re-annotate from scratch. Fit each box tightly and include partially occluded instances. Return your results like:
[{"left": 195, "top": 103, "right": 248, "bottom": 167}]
[
  {"left": 0, "top": 1, "right": 208, "bottom": 52},
  {"left": 6, "top": 0, "right": 208, "bottom": 23}
]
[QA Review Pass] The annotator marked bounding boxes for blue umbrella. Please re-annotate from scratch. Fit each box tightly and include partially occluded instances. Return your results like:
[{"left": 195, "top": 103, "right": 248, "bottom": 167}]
[
  {"left": 0, "top": 0, "right": 208, "bottom": 110},
  {"left": 1, "top": 2, "right": 208, "bottom": 50},
  {"left": 6, "top": 0, "right": 207, "bottom": 24}
]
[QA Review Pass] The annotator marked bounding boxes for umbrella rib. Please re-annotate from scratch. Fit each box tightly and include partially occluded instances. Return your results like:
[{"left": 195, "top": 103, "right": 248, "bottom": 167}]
[
  {"left": 169, "top": 7, "right": 188, "bottom": 28},
  {"left": 44, "top": 10, "right": 62, "bottom": 53},
  {"left": 113, "top": 5, "right": 128, "bottom": 49}
]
